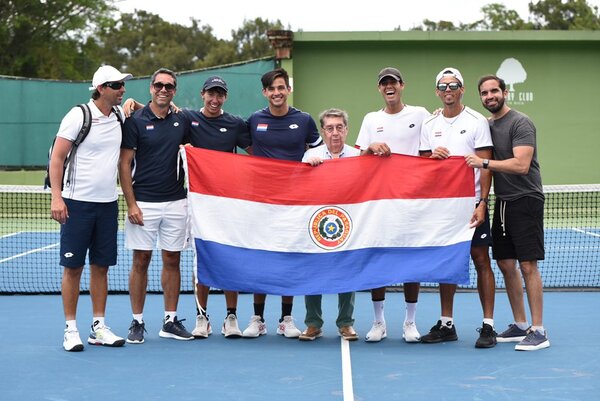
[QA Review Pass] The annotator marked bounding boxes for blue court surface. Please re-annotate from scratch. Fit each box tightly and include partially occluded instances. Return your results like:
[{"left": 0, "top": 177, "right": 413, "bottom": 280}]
[{"left": 1, "top": 291, "right": 599, "bottom": 401}]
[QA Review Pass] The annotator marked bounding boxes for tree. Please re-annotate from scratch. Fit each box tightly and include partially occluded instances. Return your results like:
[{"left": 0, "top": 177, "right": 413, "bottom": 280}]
[
  {"left": 96, "top": 11, "right": 218, "bottom": 76},
  {"left": 477, "top": 3, "right": 534, "bottom": 30},
  {"left": 230, "top": 18, "right": 286, "bottom": 60},
  {"left": 0, "top": 0, "right": 115, "bottom": 79},
  {"left": 410, "top": 0, "right": 600, "bottom": 31},
  {"left": 529, "top": 0, "right": 600, "bottom": 30}
]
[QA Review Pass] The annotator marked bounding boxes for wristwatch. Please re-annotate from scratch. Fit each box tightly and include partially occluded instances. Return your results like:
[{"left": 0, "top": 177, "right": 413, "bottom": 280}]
[
  {"left": 482, "top": 159, "right": 489, "bottom": 169},
  {"left": 479, "top": 198, "right": 489, "bottom": 204}
]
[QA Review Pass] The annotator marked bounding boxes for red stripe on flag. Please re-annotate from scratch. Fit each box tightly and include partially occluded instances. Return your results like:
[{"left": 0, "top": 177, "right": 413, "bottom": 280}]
[{"left": 185, "top": 147, "right": 474, "bottom": 205}]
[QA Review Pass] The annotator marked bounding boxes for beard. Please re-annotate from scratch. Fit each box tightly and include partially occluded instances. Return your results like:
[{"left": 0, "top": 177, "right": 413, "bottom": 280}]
[{"left": 484, "top": 97, "right": 505, "bottom": 113}]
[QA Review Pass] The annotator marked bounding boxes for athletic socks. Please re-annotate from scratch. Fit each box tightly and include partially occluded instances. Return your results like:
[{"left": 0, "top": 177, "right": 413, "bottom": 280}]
[
  {"left": 405, "top": 300, "right": 417, "bottom": 323},
  {"left": 280, "top": 302, "right": 293, "bottom": 321},
  {"left": 253, "top": 303, "right": 265, "bottom": 321},
  {"left": 441, "top": 316, "right": 453, "bottom": 327},
  {"left": 164, "top": 312, "right": 176, "bottom": 323},
  {"left": 92, "top": 317, "right": 105, "bottom": 329},
  {"left": 372, "top": 299, "right": 385, "bottom": 324}
]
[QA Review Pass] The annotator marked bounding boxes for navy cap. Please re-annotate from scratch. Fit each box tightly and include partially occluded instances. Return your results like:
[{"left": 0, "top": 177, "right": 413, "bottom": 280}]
[{"left": 202, "top": 76, "right": 228, "bottom": 92}]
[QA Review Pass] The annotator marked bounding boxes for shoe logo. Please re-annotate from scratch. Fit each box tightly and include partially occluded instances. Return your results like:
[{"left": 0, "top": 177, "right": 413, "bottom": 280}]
[{"left": 64, "top": 252, "right": 74, "bottom": 258}]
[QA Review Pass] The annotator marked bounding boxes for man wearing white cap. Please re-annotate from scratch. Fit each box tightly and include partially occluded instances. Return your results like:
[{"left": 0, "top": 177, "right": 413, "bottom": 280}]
[
  {"left": 355, "top": 67, "right": 430, "bottom": 343},
  {"left": 418, "top": 67, "right": 497, "bottom": 348},
  {"left": 50, "top": 65, "right": 132, "bottom": 351}
]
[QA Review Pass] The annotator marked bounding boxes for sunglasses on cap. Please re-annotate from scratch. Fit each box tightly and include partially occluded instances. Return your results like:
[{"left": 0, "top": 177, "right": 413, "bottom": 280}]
[
  {"left": 436, "top": 82, "right": 462, "bottom": 91},
  {"left": 103, "top": 81, "right": 125, "bottom": 90}
]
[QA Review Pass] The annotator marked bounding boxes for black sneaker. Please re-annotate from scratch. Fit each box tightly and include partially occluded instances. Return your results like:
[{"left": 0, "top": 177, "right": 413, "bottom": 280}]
[
  {"left": 475, "top": 323, "right": 497, "bottom": 348},
  {"left": 159, "top": 317, "right": 194, "bottom": 341},
  {"left": 497, "top": 323, "right": 528, "bottom": 343},
  {"left": 126, "top": 319, "right": 147, "bottom": 344},
  {"left": 420, "top": 320, "right": 458, "bottom": 343}
]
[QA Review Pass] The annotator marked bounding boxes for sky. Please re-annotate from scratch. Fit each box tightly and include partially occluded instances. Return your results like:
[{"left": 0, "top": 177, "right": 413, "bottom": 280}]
[{"left": 115, "top": 0, "right": 600, "bottom": 40}]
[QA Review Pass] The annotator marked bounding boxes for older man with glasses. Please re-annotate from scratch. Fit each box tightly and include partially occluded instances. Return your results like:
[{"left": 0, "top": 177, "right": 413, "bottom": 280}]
[
  {"left": 119, "top": 67, "right": 194, "bottom": 345},
  {"left": 298, "top": 108, "right": 360, "bottom": 341}
]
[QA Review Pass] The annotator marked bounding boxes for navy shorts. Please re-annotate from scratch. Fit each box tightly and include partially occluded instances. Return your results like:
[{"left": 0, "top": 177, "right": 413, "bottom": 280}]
[
  {"left": 491, "top": 196, "right": 545, "bottom": 261},
  {"left": 471, "top": 202, "right": 492, "bottom": 247},
  {"left": 60, "top": 199, "right": 118, "bottom": 268}
]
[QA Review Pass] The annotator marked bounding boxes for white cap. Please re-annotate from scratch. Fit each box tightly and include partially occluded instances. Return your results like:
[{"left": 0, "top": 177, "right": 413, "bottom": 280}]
[
  {"left": 89, "top": 65, "right": 133, "bottom": 90},
  {"left": 435, "top": 67, "right": 464, "bottom": 86}
]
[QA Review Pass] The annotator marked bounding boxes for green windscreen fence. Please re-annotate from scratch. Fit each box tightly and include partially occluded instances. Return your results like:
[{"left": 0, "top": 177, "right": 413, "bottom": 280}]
[{"left": 0, "top": 58, "right": 274, "bottom": 168}]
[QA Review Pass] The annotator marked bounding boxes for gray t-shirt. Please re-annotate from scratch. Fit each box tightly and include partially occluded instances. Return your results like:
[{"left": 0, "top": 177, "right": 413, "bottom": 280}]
[{"left": 489, "top": 109, "right": 544, "bottom": 202}]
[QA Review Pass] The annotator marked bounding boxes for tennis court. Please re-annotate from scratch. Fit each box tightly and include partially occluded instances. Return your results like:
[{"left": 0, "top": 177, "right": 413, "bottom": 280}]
[
  {"left": 0, "top": 184, "right": 599, "bottom": 400},
  {"left": 1, "top": 291, "right": 599, "bottom": 401}
]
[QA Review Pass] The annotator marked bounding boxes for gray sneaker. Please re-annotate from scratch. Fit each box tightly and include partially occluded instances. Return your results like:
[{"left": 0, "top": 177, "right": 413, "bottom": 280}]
[
  {"left": 126, "top": 320, "right": 147, "bottom": 344},
  {"left": 515, "top": 329, "right": 550, "bottom": 351},
  {"left": 497, "top": 324, "right": 528, "bottom": 343},
  {"left": 159, "top": 317, "right": 194, "bottom": 341}
]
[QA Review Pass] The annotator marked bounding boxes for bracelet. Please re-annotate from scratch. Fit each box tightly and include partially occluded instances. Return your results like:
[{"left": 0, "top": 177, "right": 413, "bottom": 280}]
[{"left": 479, "top": 198, "right": 489, "bottom": 204}]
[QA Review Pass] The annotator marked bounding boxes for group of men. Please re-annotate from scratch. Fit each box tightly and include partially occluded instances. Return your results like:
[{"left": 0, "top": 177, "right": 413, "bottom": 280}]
[{"left": 50, "top": 63, "right": 549, "bottom": 353}]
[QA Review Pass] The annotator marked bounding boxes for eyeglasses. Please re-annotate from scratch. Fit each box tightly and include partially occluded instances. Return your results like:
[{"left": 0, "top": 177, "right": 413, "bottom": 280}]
[
  {"left": 323, "top": 124, "right": 346, "bottom": 134},
  {"left": 436, "top": 82, "right": 462, "bottom": 91},
  {"left": 103, "top": 81, "right": 125, "bottom": 90},
  {"left": 153, "top": 82, "right": 176, "bottom": 92}
]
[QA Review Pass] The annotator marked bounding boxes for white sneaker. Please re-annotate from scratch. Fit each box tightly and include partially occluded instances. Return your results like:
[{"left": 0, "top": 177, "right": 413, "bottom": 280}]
[
  {"left": 63, "top": 328, "right": 84, "bottom": 352},
  {"left": 365, "top": 321, "right": 387, "bottom": 342},
  {"left": 402, "top": 321, "right": 421, "bottom": 342},
  {"left": 242, "top": 315, "right": 267, "bottom": 338},
  {"left": 192, "top": 315, "right": 212, "bottom": 338},
  {"left": 88, "top": 325, "right": 125, "bottom": 347},
  {"left": 222, "top": 314, "right": 242, "bottom": 338},
  {"left": 276, "top": 315, "right": 301, "bottom": 338}
]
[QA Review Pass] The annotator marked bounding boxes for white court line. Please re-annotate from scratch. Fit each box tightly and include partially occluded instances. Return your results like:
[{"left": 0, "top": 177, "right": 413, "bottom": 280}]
[
  {"left": 0, "top": 242, "right": 59, "bottom": 264},
  {"left": 0, "top": 231, "right": 22, "bottom": 239},
  {"left": 341, "top": 338, "right": 355, "bottom": 401},
  {"left": 571, "top": 228, "right": 600, "bottom": 238}
]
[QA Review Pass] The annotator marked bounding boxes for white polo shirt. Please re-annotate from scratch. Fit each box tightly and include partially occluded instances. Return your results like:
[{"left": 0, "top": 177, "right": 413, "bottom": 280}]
[
  {"left": 419, "top": 106, "right": 493, "bottom": 198},
  {"left": 56, "top": 100, "right": 123, "bottom": 202},
  {"left": 355, "top": 105, "right": 430, "bottom": 156}
]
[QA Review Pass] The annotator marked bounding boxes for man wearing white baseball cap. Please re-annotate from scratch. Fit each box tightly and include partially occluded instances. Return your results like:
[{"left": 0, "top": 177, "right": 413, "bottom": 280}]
[
  {"left": 419, "top": 67, "right": 497, "bottom": 348},
  {"left": 50, "top": 64, "right": 132, "bottom": 351}
]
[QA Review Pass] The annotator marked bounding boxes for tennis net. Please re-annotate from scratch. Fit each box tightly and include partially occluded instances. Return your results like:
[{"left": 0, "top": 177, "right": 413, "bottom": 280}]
[{"left": 1, "top": 184, "right": 598, "bottom": 293}]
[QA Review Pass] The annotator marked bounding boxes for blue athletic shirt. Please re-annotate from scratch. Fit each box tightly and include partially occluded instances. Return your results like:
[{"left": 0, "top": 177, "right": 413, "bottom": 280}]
[
  {"left": 122, "top": 105, "right": 190, "bottom": 202},
  {"left": 247, "top": 107, "right": 322, "bottom": 161},
  {"left": 184, "top": 109, "right": 251, "bottom": 152}
]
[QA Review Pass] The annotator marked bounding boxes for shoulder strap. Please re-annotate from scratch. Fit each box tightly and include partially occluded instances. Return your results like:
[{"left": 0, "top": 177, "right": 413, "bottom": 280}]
[
  {"left": 112, "top": 106, "right": 124, "bottom": 126},
  {"left": 72, "top": 104, "right": 92, "bottom": 146},
  {"left": 64, "top": 104, "right": 92, "bottom": 187}
]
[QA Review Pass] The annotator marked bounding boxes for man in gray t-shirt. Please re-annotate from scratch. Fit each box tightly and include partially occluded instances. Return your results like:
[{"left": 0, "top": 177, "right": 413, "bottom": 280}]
[{"left": 465, "top": 75, "right": 549, "bottom": 352}]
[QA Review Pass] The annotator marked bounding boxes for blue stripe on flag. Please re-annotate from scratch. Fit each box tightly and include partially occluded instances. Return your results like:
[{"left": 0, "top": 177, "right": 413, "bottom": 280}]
[{"left": 195, "top": 238, "right": 471, "bottom": 295}]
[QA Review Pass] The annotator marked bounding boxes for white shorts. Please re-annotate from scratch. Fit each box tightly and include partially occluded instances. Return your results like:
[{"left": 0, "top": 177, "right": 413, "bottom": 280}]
[{"left": 125, "top": 199, "right": 189, "bottom": 251}]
